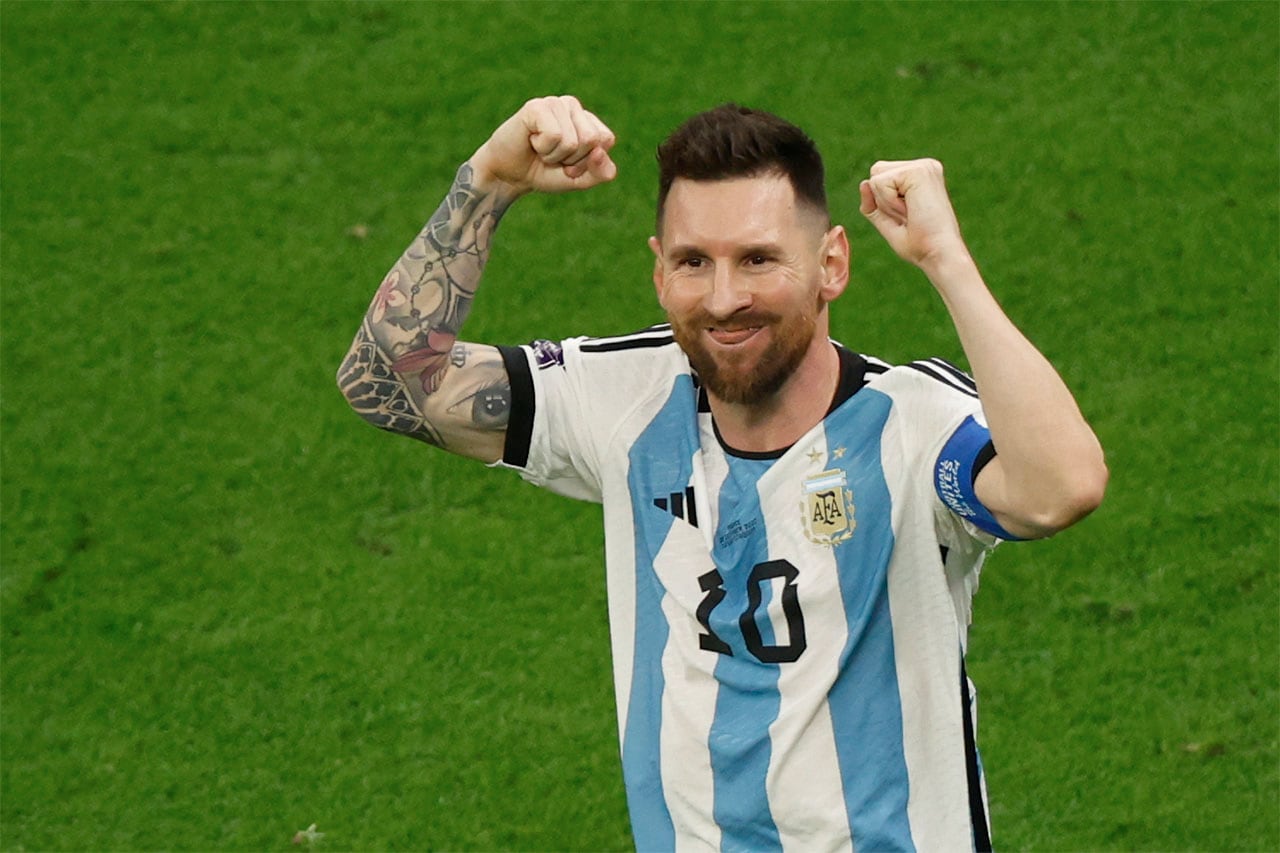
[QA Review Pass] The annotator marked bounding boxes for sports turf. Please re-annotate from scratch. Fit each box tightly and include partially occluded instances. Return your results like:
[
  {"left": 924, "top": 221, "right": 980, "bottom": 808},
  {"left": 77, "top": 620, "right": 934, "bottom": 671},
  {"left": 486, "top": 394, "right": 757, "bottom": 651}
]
[{"left": 2, "top": 1, "right": 1276, "bottom": 849}]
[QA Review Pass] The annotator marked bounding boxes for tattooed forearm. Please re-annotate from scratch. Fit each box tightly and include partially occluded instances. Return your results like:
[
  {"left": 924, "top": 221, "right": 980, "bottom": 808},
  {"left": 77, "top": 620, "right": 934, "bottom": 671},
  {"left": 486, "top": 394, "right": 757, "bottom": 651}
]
[
  {"left": 337, "top": 322, "right": 445, "bottom": 446},
  {"left": 365, "top": 162, "right": 512, "bottom": 396},
  {"left": 338, "top": 163, "right": 515, "bottom": 457}
]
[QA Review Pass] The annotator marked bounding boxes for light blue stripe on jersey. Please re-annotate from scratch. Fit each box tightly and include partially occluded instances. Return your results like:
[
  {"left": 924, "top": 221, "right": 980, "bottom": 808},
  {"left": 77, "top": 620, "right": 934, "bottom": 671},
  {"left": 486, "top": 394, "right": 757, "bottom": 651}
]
[
  {"left": 708, "top": 455, "right": 783, "bottom": 851},
  {"left": 623, "top": 374, "right": 698, "bottom": 852},
  {"left": 826, "top": 388, "right": 915, "bottom": 851}
]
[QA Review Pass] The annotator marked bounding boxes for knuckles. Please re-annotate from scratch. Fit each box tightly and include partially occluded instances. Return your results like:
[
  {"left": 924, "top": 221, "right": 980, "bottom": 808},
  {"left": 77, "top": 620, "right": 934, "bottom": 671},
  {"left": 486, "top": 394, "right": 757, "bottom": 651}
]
[{"left": 869, "top": 157, "right": 946, "bottom": 180}]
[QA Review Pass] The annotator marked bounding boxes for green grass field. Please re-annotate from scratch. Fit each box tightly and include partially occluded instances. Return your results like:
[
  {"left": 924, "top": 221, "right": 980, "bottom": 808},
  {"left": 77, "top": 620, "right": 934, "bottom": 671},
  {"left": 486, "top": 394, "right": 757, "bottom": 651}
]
[{"left": 2, "top": 1, "right": 1276, "bottom": 849}]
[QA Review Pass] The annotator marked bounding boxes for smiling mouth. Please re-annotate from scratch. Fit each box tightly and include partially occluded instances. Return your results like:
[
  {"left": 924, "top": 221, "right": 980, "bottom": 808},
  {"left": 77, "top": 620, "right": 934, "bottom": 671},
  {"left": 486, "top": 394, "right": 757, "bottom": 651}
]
[{"left": 707, "top": 326, "right": 762, "bottom": 346}]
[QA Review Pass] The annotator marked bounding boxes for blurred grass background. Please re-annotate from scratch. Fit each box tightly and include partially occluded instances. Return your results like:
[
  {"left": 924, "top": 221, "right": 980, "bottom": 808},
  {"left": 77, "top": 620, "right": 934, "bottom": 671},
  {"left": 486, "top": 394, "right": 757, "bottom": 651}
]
[{"left": 1, "top": 1, "right": 1276, "bottom": 849}]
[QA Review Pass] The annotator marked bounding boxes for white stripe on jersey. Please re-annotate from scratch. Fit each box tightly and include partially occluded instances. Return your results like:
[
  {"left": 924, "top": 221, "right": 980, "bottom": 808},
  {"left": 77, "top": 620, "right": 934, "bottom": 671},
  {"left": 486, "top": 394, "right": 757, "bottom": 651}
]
[
  {"left": 877, "top": 375, "right": 984, "bottom": 850},
  {"left": 658, "top": 594, "right": 721, "bottom": 852},
  {"left": 763, "top": 426, "right": 855, "bottom": 853},
  {"left": 652, "top": 428, "right": 722, "bottom": 851}
]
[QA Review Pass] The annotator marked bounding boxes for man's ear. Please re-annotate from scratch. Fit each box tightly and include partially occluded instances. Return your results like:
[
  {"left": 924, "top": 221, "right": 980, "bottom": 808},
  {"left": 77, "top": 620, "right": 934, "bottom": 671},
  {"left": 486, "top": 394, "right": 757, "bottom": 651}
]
[
  {"left": 648, "top": 236, "right": 665, "bottom": 302},
  {"left": 820, "top": 225, "right": 850, "bottom": 302}
]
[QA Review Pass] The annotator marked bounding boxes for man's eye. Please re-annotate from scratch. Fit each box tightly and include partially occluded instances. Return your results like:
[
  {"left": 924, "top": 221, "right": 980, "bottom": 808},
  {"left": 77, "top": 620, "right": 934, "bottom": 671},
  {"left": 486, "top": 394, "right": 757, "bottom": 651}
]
[
  {"left": 748, "top": 255, "right": 770, "bottom": 266},
  {"left": 681, "top": 257, "right": 704, "bottom": 268}
]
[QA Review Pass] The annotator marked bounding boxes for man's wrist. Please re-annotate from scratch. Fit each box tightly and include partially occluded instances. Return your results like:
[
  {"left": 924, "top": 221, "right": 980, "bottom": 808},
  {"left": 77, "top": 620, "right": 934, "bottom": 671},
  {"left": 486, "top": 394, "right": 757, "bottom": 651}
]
[
  {"left": 466, "top": 147, "right": 527, "bottom": 202},
  {"left": 919, "top": 245, "right": 980, "bottom": 291}
]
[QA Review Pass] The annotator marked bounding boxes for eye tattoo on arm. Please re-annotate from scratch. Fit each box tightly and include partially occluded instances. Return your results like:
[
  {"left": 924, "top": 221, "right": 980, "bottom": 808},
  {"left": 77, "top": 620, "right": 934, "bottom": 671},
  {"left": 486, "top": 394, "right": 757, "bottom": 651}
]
[{"left": 448, "top": 377, "right": 512, "bottom": 430}]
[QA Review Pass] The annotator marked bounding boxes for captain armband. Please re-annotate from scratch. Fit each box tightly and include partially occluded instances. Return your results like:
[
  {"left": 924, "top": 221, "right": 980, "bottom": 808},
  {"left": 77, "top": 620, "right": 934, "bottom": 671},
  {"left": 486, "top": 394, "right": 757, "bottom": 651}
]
[{"left": 934, "top": 415, "right": 1026, "bottom": 541}]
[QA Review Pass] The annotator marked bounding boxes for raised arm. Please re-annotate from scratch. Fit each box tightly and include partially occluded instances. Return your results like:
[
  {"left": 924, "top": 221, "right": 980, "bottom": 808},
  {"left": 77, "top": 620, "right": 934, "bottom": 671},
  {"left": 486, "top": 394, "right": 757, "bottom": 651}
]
[
  {"left": 859, "top": 159, "right": 1107, "bottom": 539},
  {"left": 337, "top": 96, "right": 616, "bottom": 462}
]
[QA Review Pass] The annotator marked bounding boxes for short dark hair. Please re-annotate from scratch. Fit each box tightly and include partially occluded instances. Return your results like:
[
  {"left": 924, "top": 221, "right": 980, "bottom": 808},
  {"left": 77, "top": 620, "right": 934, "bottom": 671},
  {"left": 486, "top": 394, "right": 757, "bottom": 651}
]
[{"left": 655, "top": 104, "right": 828, "bottom": 230}]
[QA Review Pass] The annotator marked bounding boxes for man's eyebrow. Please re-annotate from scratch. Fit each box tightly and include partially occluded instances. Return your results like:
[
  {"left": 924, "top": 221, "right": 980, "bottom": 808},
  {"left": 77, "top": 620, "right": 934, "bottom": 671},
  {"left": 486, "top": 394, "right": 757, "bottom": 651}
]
[
  {"left": 665, "top": 244, "right": 705, "bottom": 260},
  {"left": 739, "top": 242, "right": 785, "bottom": 257},
  {"left": 664, "top": 242, "right": 786, "bottom": 259}
]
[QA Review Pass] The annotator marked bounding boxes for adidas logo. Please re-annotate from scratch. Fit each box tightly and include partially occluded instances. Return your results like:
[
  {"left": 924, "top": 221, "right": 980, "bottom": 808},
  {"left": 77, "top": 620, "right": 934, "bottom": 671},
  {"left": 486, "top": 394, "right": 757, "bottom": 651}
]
[{"left": 653, "top": 485, "right": 698, "bottom": 528}]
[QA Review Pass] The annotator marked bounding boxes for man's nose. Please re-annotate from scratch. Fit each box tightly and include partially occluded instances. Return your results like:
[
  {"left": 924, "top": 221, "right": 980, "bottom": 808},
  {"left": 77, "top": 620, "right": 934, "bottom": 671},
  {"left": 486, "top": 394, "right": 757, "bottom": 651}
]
[{"left": 705, "top": 264, "right": 752, "bottom": 320}]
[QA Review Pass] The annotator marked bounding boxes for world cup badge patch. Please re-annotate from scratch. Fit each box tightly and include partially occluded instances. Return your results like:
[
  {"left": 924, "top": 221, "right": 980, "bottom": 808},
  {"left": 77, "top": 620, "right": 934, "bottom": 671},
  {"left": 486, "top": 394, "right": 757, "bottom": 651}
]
[{"left": 802, "top": 469, "right": 856, "bottom": 546}]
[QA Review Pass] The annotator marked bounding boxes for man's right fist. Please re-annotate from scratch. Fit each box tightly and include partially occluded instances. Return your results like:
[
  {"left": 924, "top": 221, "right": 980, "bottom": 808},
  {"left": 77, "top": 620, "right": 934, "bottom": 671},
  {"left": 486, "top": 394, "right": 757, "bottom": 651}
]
[{"left": 470, "top": 95, "right": 617, "bottom": 196}]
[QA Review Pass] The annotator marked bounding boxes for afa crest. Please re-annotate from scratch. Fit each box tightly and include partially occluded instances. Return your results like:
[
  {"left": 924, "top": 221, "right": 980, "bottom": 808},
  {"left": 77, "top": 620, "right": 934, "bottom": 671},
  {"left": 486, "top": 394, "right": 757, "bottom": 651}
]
[{"left": 802, "top": 469, "right": 856, "bottom": 546}]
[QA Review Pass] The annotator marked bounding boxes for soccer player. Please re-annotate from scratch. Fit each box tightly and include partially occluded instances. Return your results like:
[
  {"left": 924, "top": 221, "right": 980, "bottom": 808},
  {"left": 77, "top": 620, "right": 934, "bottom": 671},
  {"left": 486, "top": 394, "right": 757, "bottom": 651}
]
[{"left": 337, "top": 95, "right": 1107, "bottom": 851}]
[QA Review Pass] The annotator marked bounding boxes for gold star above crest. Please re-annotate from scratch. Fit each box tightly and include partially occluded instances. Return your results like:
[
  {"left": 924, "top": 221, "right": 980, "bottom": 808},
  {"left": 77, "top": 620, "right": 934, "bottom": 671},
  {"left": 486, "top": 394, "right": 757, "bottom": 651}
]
[
  {"left": 806, "top": 448, "right": 823, "bottom": 464},
  {"left": 832, "top": 447, "right": 847, "bottom": 459}
]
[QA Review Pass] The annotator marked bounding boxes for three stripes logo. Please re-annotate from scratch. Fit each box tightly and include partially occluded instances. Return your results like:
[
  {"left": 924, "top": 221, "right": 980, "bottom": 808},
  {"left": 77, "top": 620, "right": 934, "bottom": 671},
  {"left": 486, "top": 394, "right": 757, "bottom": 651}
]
[{"left": 653, "top": 485, "right": 698, "bottom": 528}]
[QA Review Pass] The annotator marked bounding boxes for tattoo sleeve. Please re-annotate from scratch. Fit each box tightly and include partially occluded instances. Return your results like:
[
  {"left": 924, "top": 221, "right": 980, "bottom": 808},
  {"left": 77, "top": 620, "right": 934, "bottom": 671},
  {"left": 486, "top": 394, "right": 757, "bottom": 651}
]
[{"left": 337, "top": 163, "right": 515, "bottom": 454}]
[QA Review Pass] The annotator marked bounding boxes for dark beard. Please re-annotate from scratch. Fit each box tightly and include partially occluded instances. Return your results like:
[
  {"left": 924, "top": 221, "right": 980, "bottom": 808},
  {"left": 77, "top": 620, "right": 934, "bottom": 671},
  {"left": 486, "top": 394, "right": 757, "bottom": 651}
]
[{"left": 669, "top": 306, "right": 818, "bottom": 405}]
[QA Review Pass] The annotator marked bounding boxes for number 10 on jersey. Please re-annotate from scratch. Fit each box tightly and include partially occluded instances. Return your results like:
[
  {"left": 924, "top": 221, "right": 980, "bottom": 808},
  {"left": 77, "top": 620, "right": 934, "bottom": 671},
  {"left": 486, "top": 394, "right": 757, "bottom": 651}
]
[{"left": 696, "top": 559, "right": 808, "bottom": 664}]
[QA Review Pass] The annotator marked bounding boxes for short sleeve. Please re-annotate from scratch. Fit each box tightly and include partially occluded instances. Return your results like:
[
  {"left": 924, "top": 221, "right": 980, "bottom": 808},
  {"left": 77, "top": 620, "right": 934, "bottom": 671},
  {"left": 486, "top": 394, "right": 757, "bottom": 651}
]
[{"left": 492, "top": 339, "right": 605, "bottom": 503}]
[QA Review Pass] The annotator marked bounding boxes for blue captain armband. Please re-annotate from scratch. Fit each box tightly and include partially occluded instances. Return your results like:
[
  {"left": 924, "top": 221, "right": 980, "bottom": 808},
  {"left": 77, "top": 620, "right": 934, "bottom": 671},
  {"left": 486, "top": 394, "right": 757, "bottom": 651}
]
[{"left": 935, "top": 415, "right": 1026, "bottom": 541}]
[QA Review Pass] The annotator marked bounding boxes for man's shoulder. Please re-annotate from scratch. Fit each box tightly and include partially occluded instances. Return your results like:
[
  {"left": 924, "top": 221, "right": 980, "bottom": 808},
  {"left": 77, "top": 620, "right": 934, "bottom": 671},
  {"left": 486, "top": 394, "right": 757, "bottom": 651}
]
[
  {"left": 560, "top": 323, "right": 692, "bottom": 382},
  {"left": 855, "top": 350, "right": 979, "bottom": 401},
  {"left": 509, "top": 323, "right": 688, "bottom": 377},
  {"left": 513, "top": 324, "right": 692, "bottom": 410},
  {"left": 573, "top": 323, "right": 684, "bottom": 357}
]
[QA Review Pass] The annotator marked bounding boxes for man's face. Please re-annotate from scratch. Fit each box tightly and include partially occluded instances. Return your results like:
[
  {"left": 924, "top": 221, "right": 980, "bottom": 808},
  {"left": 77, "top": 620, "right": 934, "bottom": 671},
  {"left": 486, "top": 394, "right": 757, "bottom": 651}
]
[{"left": 650, "top": 174, "right": 848, "bottom": 405}]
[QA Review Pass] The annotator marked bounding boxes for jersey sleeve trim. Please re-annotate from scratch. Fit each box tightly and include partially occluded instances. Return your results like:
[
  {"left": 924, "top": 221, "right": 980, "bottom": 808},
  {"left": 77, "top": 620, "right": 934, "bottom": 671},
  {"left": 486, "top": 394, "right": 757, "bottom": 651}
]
[
  {"left": 935, "top": 415, "right": 1025, "bottom": 541},
  {"left": 908, "top": 358, "right": 979, "bottom": 398},
  {"left": 498, "top": 344, "right": 534, "bottom": 468},
  {"left": 577, "top": 324, "right": 674, "bottom": 352}
]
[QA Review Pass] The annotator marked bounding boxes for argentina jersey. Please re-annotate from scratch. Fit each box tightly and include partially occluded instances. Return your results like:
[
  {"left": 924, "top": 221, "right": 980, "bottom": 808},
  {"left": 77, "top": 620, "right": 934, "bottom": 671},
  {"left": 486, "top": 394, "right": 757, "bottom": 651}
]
[{"left": 498, "top": 327, "right": 1000, "bottom": 852}]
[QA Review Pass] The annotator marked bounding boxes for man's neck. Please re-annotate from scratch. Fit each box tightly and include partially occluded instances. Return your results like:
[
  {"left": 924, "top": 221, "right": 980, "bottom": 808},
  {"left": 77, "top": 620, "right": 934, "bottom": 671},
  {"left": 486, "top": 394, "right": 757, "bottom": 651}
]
[{"left": 707, "top": 339, "right": 841, "bottom": 454}]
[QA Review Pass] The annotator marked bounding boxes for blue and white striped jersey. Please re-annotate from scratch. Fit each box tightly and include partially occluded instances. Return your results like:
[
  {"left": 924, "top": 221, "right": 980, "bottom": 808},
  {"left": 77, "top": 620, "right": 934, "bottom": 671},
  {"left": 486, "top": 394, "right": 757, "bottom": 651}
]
[{"left": 497, "top": 325, "right": 1001, "bottom": 852}]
